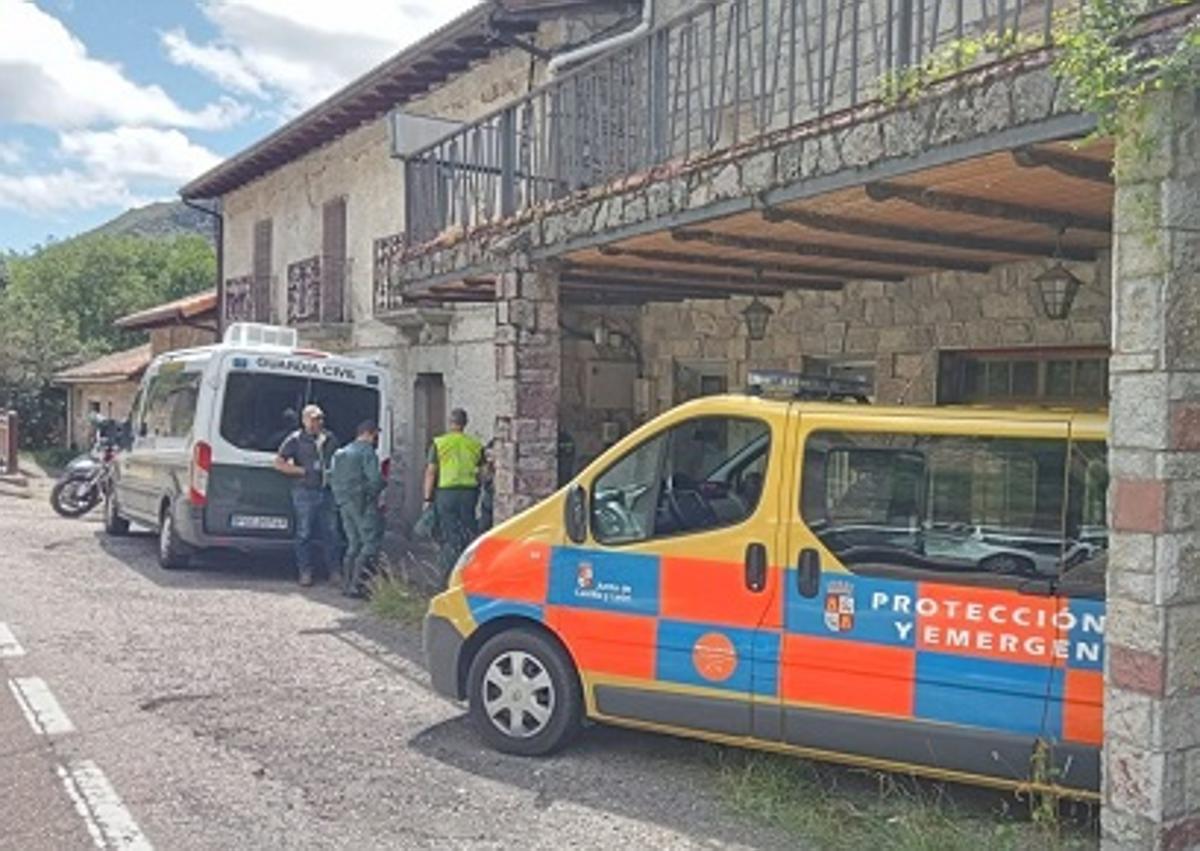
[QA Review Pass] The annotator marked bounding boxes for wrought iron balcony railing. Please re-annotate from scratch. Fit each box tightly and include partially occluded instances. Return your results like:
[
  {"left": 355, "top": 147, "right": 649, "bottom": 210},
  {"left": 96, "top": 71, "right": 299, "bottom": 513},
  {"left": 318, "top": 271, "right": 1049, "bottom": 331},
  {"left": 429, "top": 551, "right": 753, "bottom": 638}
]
[
  {"left": 224, "top": 273, "right": 276, "bottom": 324},
  {"left": 286, "top": 256, "right": 353, "bottom": 325},
  {"left": 403, "top": 0, "right": 1066, "bottom": 246}
]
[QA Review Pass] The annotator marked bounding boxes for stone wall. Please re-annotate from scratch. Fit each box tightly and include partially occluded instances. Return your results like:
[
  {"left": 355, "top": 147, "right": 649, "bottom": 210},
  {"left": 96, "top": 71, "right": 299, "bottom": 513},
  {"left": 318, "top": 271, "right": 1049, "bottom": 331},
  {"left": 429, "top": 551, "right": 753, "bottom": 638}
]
[
  {"left": 638, "top": 256, "right": 1111, "bottom": 410},
  {"left": 560, "top": 304, "right": 642, "bottom": 472},
  {"left": 494, "top": 263, "right": 561, "bottom": 520},
  {"left": 1102, "top": 88, "right": 1200, "bottom": 850}
]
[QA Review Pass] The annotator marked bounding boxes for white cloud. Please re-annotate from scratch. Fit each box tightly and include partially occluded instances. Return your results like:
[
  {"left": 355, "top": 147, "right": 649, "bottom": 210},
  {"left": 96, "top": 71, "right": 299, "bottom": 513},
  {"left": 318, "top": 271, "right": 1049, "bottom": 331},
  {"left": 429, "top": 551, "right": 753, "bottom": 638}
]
[
  {"left": 58, "top": 127, "right": 221, "bottom": 184},
  {"left": 0, "top": 168, "right": 142, "bottom": 215},
  {"left": 161, "top": 28, "right": 265, "bottom": 98},
  {"left": 0, "top": 129, "right": 219, "bottom": 215},
  {"left": 0, "top": 0, "right": 247, "bottom": 130},
  {"left": 0, "top": 140, "right": 26, "bottom": 167},
  {"left": 163, "top": 0, "right": 481, "bottom": 111}
]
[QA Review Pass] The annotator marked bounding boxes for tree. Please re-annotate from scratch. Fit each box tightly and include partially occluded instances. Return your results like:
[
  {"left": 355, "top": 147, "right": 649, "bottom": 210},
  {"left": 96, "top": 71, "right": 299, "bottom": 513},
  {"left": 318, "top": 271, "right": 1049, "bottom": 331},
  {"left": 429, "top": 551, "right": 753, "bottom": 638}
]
[{"left": 0, "top": 234, "right": 215, "bottom": 448}]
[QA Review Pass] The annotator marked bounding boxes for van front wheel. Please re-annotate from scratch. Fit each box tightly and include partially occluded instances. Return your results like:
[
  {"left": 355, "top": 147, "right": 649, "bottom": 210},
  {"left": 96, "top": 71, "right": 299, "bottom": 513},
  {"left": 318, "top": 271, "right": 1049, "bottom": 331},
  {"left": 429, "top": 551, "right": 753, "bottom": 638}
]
[
  {"left": 103, "top": 491, "right": 130, "bottom": 536},
  {"left": 157, "top": 506, "right": 190, "bottom": 570},
  {"left": 467, "top": 627, "right": 581, "bottom": 757}
]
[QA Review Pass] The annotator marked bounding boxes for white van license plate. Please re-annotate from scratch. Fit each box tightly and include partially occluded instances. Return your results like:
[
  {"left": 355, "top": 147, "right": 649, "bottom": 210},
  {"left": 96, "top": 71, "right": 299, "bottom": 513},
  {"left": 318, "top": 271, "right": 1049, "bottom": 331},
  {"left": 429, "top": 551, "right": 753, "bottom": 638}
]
[{"left": 231, "top": 514, "right": 289, "bottom": 531}]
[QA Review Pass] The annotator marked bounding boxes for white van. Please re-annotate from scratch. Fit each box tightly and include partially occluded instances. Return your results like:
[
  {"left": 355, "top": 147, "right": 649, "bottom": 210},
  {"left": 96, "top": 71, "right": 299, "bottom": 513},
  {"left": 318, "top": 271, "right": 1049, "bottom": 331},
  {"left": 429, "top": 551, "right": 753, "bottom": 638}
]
[{"left": 105, "top": 323, "right": 392, "bottom": 570}]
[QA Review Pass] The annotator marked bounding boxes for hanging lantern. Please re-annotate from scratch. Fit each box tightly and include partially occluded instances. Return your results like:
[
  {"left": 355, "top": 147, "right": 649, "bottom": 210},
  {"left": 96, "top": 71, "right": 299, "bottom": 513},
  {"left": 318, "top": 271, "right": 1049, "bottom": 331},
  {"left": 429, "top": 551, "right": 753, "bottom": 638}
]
[
  {"left": 1035, "top": 263, "right": 1083, "bottom": 321},
  {"left": 742, "top": 296, "right": 774, "bottom": 341}
]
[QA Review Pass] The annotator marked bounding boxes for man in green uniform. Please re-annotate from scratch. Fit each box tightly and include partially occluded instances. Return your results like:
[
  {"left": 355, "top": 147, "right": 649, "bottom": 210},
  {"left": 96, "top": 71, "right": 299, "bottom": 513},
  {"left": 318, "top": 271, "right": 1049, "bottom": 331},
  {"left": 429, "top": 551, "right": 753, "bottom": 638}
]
[
  {"left": 330, "top": 420, "right": 386, "bottom": 598},
  {"left": 424, "top": 408, "right": 483, "bottom": 576}
]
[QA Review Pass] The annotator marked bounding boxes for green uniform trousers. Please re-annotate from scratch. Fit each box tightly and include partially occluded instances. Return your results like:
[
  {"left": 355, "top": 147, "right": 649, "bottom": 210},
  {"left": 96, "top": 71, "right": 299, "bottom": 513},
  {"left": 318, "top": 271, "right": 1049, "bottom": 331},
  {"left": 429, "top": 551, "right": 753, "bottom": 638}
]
[{"left": 339, "top": 500, "right": 382, "bottom": 593}]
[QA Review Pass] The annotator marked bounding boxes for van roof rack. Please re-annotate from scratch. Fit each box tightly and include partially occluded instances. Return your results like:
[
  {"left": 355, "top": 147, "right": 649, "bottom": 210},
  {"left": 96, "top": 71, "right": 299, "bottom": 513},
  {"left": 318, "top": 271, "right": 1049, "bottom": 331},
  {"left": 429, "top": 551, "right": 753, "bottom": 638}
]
[
  {"left": 746, "top": 370, "right": 871, "bottom": 403},
  {"left": 223, "top": 322, "right": 299, "bottom": 349}
]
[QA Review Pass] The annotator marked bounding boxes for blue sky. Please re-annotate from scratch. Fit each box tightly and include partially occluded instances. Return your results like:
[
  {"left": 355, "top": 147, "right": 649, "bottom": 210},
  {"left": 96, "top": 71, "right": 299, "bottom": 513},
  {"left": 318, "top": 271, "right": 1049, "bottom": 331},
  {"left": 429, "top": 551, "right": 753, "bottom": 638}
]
[{"left": 0, "top": 0, "right": 477, "bottom": 252}]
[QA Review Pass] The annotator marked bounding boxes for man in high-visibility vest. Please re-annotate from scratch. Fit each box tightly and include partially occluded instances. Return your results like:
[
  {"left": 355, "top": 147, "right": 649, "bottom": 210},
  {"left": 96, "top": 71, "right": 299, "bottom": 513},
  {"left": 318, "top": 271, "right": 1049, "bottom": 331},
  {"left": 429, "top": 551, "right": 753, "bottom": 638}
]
[{"left": 423, "top": 408, "right": 483, "bottom": 575}]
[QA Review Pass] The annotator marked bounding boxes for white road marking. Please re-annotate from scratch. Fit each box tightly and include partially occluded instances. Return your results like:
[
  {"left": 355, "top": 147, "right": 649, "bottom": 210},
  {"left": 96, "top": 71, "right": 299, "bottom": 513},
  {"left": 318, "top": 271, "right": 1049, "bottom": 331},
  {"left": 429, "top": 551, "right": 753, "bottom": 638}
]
[
  {"left": 58, "top": 761, "right": 153, "bottom": 851},
  {"left": 7, "top": 676, "right": 75, "bottom": 735},
  {"left": 0, "top": 622, "right": 24, "bottom": 657}
]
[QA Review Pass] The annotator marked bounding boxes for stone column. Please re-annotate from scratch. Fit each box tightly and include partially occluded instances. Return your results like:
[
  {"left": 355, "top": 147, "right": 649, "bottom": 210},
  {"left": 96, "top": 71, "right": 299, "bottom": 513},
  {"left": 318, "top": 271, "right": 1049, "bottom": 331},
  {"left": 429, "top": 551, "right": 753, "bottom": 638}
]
[
  {"left": 1104, "top": 88, "right": 1200, "bottom": 849},
  {"left": 492, "top": 259, "right": 561, "bottom": 522}
]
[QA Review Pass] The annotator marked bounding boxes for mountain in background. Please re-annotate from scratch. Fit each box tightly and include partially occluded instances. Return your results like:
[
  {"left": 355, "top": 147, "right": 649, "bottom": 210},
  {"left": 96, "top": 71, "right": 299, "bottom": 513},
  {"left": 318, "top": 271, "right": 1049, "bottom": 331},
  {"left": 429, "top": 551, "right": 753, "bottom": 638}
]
[{"left": 82, "top": 200, "right": 216, "bottom": 245}]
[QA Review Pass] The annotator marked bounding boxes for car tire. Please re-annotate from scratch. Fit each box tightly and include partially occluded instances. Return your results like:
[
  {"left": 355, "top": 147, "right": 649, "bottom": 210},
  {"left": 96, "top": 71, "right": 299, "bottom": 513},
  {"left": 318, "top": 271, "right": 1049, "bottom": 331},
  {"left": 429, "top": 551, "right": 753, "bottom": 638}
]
[
  {"left": 103, "top": 491, "right": 130, "bottom": 536},
  {"left": 157, "top": 504, "right": 190, "bottom": 571},
  {"left": 467, "top": 627, "right": 582, "bottom": 757}
]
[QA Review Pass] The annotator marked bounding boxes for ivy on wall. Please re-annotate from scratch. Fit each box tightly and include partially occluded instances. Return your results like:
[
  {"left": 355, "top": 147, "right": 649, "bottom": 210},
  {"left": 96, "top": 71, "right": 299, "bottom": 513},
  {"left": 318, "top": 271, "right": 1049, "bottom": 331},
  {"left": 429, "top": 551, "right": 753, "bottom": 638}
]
[{"left": 1052, "top": 0, "right": 1200, "bottom": 140}]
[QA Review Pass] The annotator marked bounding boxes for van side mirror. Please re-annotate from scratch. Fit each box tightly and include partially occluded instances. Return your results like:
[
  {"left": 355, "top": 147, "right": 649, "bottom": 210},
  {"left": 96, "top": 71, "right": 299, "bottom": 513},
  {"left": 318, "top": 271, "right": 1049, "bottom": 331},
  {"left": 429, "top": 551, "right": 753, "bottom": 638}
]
[{"left": 565, "top": 485, "right": 587, "bottom": 545}]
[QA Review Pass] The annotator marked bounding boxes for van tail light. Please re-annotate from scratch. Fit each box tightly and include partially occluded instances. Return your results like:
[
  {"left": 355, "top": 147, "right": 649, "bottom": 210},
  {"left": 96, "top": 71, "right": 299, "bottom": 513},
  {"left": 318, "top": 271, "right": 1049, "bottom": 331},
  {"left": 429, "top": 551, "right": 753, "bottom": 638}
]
[
  {"left": 189, "top": 441, "right": 212, "bottom": 507},
  {"left": 380, "top": 457, "right": 391, "bottom": 480}
]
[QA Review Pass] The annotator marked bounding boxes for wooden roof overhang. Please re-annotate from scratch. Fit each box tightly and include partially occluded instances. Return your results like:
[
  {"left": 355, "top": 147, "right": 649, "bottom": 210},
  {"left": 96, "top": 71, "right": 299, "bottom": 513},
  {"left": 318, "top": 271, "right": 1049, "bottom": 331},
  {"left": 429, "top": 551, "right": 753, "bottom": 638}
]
[
  {"left": 406, "top": 137, "right": 1114, "bottom": 306},
  {"left": 180, "top": 5, "right": 557, "bottom": 200}
]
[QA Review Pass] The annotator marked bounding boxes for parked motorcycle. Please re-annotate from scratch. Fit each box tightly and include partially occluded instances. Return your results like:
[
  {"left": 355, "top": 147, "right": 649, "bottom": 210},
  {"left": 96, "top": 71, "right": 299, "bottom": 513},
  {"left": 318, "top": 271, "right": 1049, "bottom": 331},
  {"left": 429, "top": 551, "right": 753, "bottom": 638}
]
[{"left": 49, "top": 416, "right": 123, "bottom": 518}]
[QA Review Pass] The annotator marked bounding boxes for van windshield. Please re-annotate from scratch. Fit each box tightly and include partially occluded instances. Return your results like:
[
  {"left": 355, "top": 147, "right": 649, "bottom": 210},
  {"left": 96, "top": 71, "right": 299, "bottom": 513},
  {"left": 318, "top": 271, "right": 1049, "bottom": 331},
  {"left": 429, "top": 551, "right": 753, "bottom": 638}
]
[{"left": 220, "top": 372, "right": 380, "bottom": 453}]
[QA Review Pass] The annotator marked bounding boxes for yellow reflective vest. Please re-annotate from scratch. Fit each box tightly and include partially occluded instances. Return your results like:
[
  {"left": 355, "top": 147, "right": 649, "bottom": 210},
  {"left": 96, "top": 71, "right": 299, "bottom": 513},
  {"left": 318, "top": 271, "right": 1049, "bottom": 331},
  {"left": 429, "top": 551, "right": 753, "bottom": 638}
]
[{"left": 432, "top": 432, "right": 482, "bottom": 489}]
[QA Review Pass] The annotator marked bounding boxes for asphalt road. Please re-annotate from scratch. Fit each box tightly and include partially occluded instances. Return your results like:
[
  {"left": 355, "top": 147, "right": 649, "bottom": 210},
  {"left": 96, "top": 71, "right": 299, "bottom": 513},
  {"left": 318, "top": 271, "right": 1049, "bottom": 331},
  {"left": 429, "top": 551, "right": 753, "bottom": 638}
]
[{"left": 0, "top": 495, "right": 797, "bottom": 850}]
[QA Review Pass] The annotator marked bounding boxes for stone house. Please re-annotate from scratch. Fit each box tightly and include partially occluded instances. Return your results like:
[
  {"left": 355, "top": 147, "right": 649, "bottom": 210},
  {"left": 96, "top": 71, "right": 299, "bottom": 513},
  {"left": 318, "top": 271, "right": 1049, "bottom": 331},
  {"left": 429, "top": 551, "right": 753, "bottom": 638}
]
[
  {"left": 55, "top": 290, "right": 218, "bottom": 448},
  {"left": 180, "top": 0, "right": 642, "bottom": 521}
]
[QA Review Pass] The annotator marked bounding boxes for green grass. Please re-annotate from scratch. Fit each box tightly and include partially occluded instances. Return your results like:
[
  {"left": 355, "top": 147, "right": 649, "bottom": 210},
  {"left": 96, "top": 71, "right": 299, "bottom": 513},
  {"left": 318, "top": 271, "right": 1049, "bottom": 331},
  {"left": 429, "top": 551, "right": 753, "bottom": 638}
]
[
  {"left": 708, "top": 748, "right": 1098, "bottom": 851},
  {"left": 367, "top": 571, "right": 429, "bottom": 624}
]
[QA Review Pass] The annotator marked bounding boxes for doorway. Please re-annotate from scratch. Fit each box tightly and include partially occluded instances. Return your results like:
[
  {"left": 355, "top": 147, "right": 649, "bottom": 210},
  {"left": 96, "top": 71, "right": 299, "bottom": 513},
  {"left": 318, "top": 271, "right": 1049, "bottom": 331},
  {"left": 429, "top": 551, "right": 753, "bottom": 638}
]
[{"left": 410, "top": 374, "right": 446, "bottom": 521}]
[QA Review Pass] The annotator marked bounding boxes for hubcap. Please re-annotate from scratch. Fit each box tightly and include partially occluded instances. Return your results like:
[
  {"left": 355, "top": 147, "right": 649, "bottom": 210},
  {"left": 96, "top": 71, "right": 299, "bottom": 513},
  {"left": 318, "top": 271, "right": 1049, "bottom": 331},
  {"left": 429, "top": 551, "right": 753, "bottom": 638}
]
[{"left": 482, "top": 650, "right": 555, "bottom": 739}]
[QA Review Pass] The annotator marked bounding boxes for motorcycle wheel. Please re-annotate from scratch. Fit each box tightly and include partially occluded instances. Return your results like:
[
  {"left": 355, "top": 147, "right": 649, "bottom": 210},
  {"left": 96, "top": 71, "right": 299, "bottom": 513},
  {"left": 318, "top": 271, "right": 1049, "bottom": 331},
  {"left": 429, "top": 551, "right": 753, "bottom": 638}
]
[{"left": 50, "top": 477, "right": 99, "bottom": 518}]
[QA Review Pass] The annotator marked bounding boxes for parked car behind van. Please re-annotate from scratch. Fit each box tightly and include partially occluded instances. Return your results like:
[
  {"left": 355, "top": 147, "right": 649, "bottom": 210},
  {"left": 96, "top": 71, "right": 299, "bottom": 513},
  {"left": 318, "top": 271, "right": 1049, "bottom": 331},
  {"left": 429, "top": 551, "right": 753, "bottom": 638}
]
[{"left": 104, "top": 323, "right": 391, "bottom": 570}]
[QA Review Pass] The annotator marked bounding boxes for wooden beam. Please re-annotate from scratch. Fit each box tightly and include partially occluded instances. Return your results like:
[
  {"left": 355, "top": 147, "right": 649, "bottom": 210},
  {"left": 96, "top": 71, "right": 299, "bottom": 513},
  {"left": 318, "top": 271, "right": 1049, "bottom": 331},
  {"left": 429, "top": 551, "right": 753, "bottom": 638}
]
[
  {"left": 865, "top": 182, "right": 1112, "bottom": 233},
  {"left": 432, "top": 49, "right": 482, "bottom": 65},
  {"left": 596, "top": 244, "right": 904, "bottom": 281},
  {"left": 563, "top": 263, "right": 843, "bottom": 293},
  {"left": 760, "top": 207, "right": 1099, "bottom": 262},
  {"left": 1012, "top": 146, "right": 1114, "bottom": 185},
  {"left": 671, "top": 228, "right": 992, "bottom": 273},
  {"left": 561, "top": 279, "right": 743, "bottom": 302}
]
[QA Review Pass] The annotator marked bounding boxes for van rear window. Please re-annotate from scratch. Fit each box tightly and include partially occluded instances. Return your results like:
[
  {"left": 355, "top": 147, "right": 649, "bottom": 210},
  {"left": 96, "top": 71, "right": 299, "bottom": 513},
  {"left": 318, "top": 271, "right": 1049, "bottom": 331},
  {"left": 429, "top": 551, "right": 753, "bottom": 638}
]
[{"left": 220, "top": 372, "right": 380, "bottom": 453}]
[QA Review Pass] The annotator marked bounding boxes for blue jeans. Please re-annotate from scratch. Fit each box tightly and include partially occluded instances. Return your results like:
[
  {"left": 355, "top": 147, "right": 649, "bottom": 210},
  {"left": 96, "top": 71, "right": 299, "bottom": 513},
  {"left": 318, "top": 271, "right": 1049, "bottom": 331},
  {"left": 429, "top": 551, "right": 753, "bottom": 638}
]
[{"left": 291, "top": 488, "right": 340, "bottom": 575}]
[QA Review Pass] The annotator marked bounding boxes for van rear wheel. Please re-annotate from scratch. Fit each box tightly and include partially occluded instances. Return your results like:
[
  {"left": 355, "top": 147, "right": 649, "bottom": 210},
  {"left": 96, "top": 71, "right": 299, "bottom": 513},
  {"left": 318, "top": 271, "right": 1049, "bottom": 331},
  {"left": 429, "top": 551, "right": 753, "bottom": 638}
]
[
  {"left": 467, "top": 627, "right": 581, "bottom": 757},
  {"left": 158, "top": 506, "right": 190, "bottom": 570}
]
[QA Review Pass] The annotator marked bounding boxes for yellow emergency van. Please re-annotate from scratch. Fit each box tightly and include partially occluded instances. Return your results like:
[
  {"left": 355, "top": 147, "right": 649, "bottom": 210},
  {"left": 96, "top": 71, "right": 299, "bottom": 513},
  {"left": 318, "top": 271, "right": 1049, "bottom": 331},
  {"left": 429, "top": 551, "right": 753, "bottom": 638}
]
[{"left": 423, "top": 372, "right": 1107, "bottom": 796}]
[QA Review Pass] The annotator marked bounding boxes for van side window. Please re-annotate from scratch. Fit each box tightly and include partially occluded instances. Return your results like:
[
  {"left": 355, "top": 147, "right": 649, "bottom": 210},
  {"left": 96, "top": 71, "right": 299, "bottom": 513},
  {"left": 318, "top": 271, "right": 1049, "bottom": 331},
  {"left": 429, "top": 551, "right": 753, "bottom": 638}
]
[
  {"left": 142, "top": 370, "right": 202, "bottom": 439},
  {"left": 1059, "top": 440, "right": 1109, "bottom": 597},
  {"left": 801, "top": 431, "right": 1093, "bottom": 587},
  {"left": 591, "top": 416, "right": 770, "bottom": 545}
]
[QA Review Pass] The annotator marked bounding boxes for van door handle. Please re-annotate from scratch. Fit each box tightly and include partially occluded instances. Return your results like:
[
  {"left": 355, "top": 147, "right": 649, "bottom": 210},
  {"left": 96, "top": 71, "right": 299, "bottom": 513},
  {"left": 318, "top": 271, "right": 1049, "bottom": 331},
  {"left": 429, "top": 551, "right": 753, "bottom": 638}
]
[
  {"left": 797, "top": 548, "right": 821, "bottom": 598},
  {"left": 744, "top": 543, "right": 767, "bottom": 592}
]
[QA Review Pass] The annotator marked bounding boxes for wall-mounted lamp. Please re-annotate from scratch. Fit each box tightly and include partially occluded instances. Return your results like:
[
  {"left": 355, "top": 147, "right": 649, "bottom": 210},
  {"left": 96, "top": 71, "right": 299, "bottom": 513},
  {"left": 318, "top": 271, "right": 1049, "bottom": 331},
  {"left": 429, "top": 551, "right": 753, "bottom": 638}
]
[{"left": 742, "top": 296, "right": 774, "bottom": 341}]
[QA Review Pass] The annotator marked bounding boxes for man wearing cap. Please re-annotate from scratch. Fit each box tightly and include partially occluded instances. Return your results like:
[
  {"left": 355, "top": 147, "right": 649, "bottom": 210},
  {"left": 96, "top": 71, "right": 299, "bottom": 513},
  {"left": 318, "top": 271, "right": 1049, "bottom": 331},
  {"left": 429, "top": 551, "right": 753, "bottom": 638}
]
[
  {"left": 424, "top": 408, "right": 483, "bottom": 575},
  {"left": 330, "top": 420, "right": 385, "bottom": 598},
  {"left": 275, "top": 404, "right": 340, "bottom": 587}
]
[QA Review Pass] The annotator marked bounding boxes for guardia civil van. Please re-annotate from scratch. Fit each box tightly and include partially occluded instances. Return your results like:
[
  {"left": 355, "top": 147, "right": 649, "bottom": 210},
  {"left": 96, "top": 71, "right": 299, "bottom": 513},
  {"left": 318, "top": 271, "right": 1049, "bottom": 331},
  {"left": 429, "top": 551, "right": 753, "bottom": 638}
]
[
  {"left": 423, "top": 371, "right": 1107, "bottom": 797},
  {"left": 104, "top": 323, "right": 392, "bottom": 570}
]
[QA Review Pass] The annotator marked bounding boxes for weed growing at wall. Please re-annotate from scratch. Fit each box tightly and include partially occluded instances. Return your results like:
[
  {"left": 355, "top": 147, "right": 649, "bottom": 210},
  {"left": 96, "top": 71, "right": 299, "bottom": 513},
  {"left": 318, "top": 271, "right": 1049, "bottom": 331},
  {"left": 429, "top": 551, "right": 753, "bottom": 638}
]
[{"left": 876, "top": 30, "right": 1045, "bottom": 105}]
